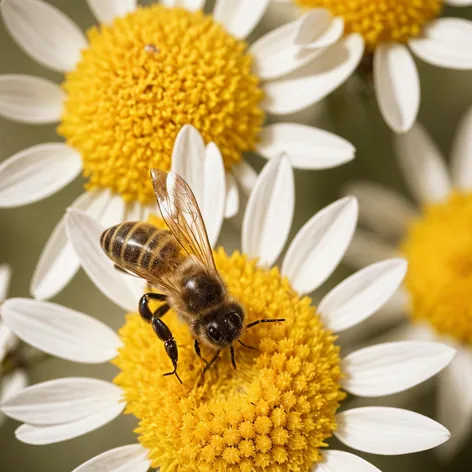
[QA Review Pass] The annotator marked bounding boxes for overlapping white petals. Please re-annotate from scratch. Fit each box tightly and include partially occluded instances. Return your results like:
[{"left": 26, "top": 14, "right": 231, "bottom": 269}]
[
  {"left": 0, "top": 0, "right": 87, "bottom": 73},
  {"left": 282, "top": 197, "right": 358, "bottom": 294},
  {"left": 395, "top": 124, "right": 451, "bottom": 204},
  {"left": 257, "top": 123, "right": 355, "bottom": 169},
  {"left": 98, "top": 193, "right": 126, "bottom": 228},
  {"left": 335, "top": 407, "right": 450, "bottom": 455},
  {"left": 65, "top": 209, "right": 137, "bottom": 311},
  {"left": 345, "top": 182, "right": 417, "bottom": 238},
  {"left": 263, "top": 34, "right": 364, "bottom": 114},
  {"left": 451, "top": 106, "right": 472, "bottom": 191},
  {"left": 250, "top": 13, "right": 322, "bottom": 80},
  {"left": 0, "top": 75, "right": 65, "bottom": 124},
  {"left": 31, "top": 190, "right": 111, "bottom": 301},
  {"left": 318, "top": 259, "right": 407, "bottom": 333},
  {"left": 342, "top": 341, "right": 455, "bottom": 397},
  {"left": 409, "top": 18, "right": 472, "bottom": 70},
  {"left": 374, "top": 43, "right": 419, "bottom": 134},
  {"left": 73, "top": 444, "right": 151, "bottom": 472},
  {"left": 232, "top": 160, "right": 257, "bottom": 197},
  {"left": 316, "top": 450, "right": 381, "bottom": 472},
  {"left": 1, "top": 298, "right": 122, "bottom": 363},
  {"left": 86, "top": 0, "right": 136, "bottom": 25},
  {"left": 160, "top": 0, "right": 205, "bottom": 11},
  {"left": 242, "top": 156, "right": 294, "bottom": 267},
  {"left": 213, "top": 0, "right": 268, "bottom": 40},
  {"left": 437, "top": 348, "right": 472, "bottom": 460},
  {"left": 15, "top": 402, "right": 124, "bottom": 445},
  {"left": 1, "top": 378, "right": 122, "bottom": 425},
  {"left": 295, "top": 10, "right": 344, "bottom": 50},
  {"left": 0, "top": 143, "right": 82, "bottom": 208}
]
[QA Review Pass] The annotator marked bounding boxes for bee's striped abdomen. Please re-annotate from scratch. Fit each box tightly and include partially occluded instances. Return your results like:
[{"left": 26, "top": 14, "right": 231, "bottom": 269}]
[{"left": 100, "top": 222, "right": 182, "bottom": 279}]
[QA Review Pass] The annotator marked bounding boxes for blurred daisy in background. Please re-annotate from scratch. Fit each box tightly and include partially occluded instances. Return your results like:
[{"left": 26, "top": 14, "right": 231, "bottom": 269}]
[
  {"left": 0, "top": 0, "right": 359, "bottom": 301},
  {"left": 271, "top": 0, "right": 472, "bottom": 133},
  {"left": 0, "top": 157, "right": 455, "bottom": 471},
  {"left": 0, "top": 264, "right": 27, "bottom": 428},
  {"left": 345, "top": 106, "right": 472, "bottom": 459}
]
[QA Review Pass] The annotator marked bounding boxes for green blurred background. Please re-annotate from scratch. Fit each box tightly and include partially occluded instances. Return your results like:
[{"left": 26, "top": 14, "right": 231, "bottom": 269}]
[{"left": 1, "top": 1, "right": 472, "bottom": 470}]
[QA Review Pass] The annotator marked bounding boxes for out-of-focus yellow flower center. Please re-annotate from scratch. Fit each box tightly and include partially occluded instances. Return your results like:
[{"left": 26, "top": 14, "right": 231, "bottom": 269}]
[
  {"left": 113, "top": 249, "right": 344, "bottom": 472},
  {"left": 402, "top": 191, "right": 472, "bottom": 344},
  {"left": 294, "top": 0, "right": 443, "bottom": 51},
  {"left": 59, "top": 5, "right": 264, "bottom": 203}
]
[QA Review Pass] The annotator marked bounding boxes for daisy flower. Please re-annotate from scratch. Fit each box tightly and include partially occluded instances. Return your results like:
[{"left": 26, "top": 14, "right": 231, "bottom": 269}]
[
  {"left": 0, "top": 264, "right": 28, "bottom": 428},
  {"left": 345, "top": 106, "right": 472, "bottom": 459},
  {"left": 0, "top": 0, "right": 359, "bottom": 301},
  {"left": 271, "top": 0, "right": 472, "bottom": 133},
  {"left": 1, "top": 157, "right": 454, "bottom": 471}
]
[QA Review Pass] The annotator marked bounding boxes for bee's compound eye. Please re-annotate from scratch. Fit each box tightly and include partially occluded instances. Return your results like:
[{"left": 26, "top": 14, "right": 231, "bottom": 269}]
[
  {"left": 227, "top": 312, "right": 241, "bottom": 327},
  {"left": 208, "top": 326, "right": 222, "bottom": 343}
]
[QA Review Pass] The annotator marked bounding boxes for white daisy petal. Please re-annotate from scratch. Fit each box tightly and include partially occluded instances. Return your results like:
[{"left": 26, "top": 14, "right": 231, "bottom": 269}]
[
  {"left": 409, "top": 18, "right": 472, "bottom": 70},
  {"left": 242, "top": 155, "right": 294, "bottom": 266},
  {"left": 0, "top": 264, "right": 12, "bottom": 301},
  {"left": 0, "top": 370, "right": 28, "bottom": 426},
  {"left": 345, "top": 181, "right": 417, "bottom": 238},
  {"left": 161, "top": 0, "right": 205, "bottom": 11},
  {"left": 1, "top": 298, "right": 122, "bottom": 363},
  {"left": 232, "top": 160, "right": 257, "bottom": 197},
  {"left": 316, "top": 450, "right": 381, "bottom": 472},
  {"left": 213, "top": 0, "right": 269, "bottom": 40},
  {"left": 263, "top": 34, "right": 364, "bottom": 115},
  {"left": 1, "top": 378, "right": 122, "bottom": 426},
  {"left": 0, "top": 75, "right": 65, "bottom": 124},
  {"left": 446, "top": 0, "right": 472, "bottom": 4},
  {"left": 31, "top": 190, "right": 111, "bottom": 301},
  {"left": 15, "top": 402, "right": 124, "bottom": 445},
  {"left": 342, "top": 341, "right": 455, "bottom": 398},
  {"left": 86, "top": 0, "right": 136, "bottom": 25},
  {"left": 124, "top": 200, "right": 145, "bottom": 222},
  {"left": 335, "top": 407, "right": 450, "bottom": 455},
  {"left": 0, "top": 0, "right": 87, "bottom": 73},
  {"left": 0, "top": 321, "right": 17, "bottom": 363},
  {"left": 98, "top": 193, "right": 126, "bottom": 229},
  {"left": 343, "top": 229, "right": 395, "bottom": 269},
  {"left": 257, "top": 123, "right": 355, "bottom": 169},
  {"left": 224, "top": 173, "right": 239, "bottom": 218},
  {"left": 318, "top": 258, "right": 407, "bottom": 333},
  {"left": 394, "top": 123, "right": 451, "bottom": 204},
  {"left": 203, "top": 143, "right": 225, "bottom": 247},
  {"left": 73, "top": 444, "right": 151, "bottom": 472},
  {"left": 282, "top": 197, "right": 358, "bottom": 295},
  {"left": 294, "top": 10, "right": 344, "bottom": 50},
  {"left": 451, "top": 106, "right": 472, "bottom": 190},
  {"left": 374, "top": 43, "right": 419, "bottom": 134},
  {"left": 65, "top": 209, "right": 137, "bottom": 312},
  {"left": 0, "top": 143, "right": 82, "bottom": 208},
  {"left": 250, "top": 13, "right": 322, "bottom": 81},
  {"left": 437, "top": 348, "right": 472, "bottom": 460}
]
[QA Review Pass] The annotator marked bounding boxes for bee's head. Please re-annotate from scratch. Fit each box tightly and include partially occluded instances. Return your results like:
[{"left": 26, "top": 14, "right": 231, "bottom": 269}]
[{"left": 201, "top": 302, "right": 245, "bottom": 347}]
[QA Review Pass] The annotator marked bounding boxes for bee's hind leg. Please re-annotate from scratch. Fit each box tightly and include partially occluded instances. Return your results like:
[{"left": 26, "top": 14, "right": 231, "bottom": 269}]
[{"left": 139, "top": 293, "right": 181, "bottom": 384}]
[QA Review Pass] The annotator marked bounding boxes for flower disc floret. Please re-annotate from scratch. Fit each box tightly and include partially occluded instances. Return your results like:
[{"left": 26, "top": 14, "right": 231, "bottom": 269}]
[
  {"left": 294, "top": 0, "right": 443, "bottom": 51},
  {"left": 113, "top": 249, "right": 344, "bottom": 472},
  {"left": 402, "top": 191, "right": 472, "bottom": 345},
  {"left": 59, "top": 5, "right": 264, "bottom": 203}
]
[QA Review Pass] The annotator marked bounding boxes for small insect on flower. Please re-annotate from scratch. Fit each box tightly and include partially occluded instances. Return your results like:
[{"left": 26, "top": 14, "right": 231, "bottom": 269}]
[{"left": 100, "top": 169, "right": 284, "bottom": 384}]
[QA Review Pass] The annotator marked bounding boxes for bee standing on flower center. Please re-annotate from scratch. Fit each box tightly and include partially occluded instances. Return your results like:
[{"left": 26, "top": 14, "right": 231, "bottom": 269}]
[{"left": 100, "top": 169, "right": 284, "bottom": 383}]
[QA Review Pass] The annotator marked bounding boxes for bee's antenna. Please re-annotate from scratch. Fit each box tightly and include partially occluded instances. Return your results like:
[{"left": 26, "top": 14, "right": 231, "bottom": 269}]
[{"left": 246, "top": 318, "right": 285, "bottom": 329}]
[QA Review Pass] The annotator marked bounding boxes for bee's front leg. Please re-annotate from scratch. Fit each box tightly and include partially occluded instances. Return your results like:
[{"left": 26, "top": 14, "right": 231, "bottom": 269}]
[
  {"left": 194, "top": 339, "right": 208, "bottom": 365},
  {"left": 139, "top": 293, "right": 181, "bottom": 384}
]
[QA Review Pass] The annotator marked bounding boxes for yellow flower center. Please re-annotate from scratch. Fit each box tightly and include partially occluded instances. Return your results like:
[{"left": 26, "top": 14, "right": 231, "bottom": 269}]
[
  {"left": 294, "top": 0, "right": 443, "bottom": 51},
  {"left": 58, "top": 5, "right": 264, "bottom": 203},
  {"left": 113, "top": 249, "right": 344, "bottom": 472},
  {"left": 402, "top": 191, "right": 472, "bottom": 345}
]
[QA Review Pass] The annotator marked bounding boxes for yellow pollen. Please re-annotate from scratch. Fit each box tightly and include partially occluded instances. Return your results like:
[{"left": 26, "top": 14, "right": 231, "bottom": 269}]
[
  {"left": 294, "top": 0, "right": 443, "bottom": 50},
  {"left": 113, "top": 249, "right": 344, "bottom": 472},
  {"left": 59, "top": 6, "right": 264, "bottom": 203},
  {"left": 402, "top": 191, "right": 472, "bottom": 345}
]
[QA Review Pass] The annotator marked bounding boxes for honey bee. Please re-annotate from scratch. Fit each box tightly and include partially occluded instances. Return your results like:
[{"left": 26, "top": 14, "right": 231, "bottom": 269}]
[{"left": 100, "top": 169, "right": 284, "bottom": 383}]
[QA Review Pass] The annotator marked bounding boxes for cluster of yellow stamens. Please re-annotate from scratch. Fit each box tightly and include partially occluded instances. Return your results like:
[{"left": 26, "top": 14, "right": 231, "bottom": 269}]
[
  {"left": 113, "top": 249, "right": 344, "bottom": 472},
  {"left": 294, "top": 0, "right": 443, "bottom": 50},
  {"left": 59, "top": 5, "right": 264, "bottom": 203},
  {"left": 402, "top": 192, "right": 472, "bottom": 344}
]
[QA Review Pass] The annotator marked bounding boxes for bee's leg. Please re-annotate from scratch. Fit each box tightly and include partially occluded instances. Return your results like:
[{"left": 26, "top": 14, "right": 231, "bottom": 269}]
[
  {"left": 245, "top": 318, "right": 285, "bottom": 329},
  {"left": 202, "top": 349, "right": 221, "bottom": 375},
  {"left": 194, "top": 339, "right": 208, "bottom": 364},
  {"left": 230, "top": 345, "right": 236, "bottom": 370},
  {"left": 139, "top": 294, "right": 181, "bottom": 384},
  {"left": 138, "top": 293, "right": 168, "bottom": 322}
]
